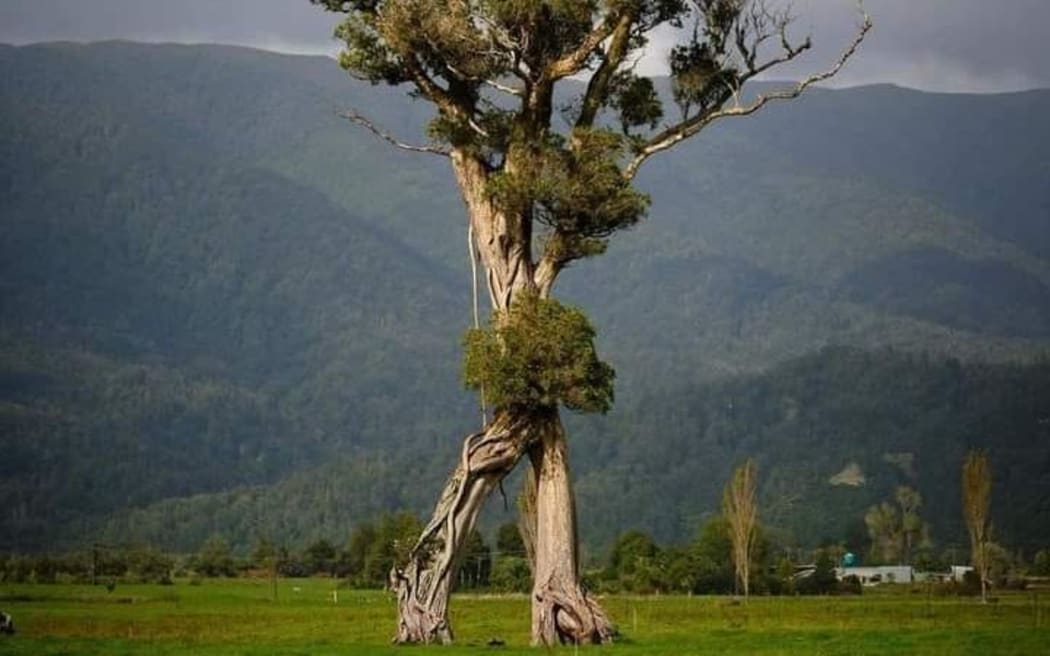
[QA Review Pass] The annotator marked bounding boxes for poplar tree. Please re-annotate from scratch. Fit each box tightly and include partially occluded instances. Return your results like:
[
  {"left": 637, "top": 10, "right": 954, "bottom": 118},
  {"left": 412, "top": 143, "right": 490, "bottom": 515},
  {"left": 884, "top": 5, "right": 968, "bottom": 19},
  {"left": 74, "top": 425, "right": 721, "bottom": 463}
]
[
  {"left": 723, "top": 458, "right": 758, "bottom": 598},
  {"left": 310, "top": 0, "right": 869, "bottom": 645},
  {"left": 962, "top": 449, "right": 992, "bottom": 602}
]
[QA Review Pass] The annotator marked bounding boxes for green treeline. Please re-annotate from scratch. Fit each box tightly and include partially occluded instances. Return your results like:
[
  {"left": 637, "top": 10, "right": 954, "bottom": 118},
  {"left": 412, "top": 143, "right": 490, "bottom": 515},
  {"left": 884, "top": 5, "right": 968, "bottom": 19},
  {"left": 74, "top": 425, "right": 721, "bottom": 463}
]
[{"left": 8, "top": 514, "right": 1050, "bottom": 597}]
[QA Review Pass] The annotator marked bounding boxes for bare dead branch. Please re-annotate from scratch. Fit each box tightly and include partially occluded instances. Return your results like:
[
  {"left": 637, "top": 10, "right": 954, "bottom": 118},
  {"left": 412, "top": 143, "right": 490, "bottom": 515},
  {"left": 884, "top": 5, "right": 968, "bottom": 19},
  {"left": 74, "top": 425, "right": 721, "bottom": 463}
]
[
  {"left": 478, "top": 76, "right": 525, "bottom": 97},
  {"left": 337, "top": 109, "right": 451, "bottom": 157},
  {"left": 624, "top": 4, "right": 872, "bottom": 180}
]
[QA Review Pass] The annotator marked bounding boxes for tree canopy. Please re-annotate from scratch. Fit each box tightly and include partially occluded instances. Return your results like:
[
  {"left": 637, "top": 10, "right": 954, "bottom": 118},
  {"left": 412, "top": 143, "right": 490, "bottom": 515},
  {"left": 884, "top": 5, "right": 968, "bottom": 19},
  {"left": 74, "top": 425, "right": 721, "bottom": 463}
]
[{"left": 312, "top": 0, "right": 871, "bottom": 285}]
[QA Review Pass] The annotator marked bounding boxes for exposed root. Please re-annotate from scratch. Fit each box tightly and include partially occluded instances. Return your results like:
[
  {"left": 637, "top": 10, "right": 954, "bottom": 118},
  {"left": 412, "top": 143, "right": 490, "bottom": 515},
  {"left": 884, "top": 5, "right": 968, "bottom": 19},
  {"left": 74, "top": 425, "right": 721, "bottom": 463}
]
[{"left": 533, "top": 576, "right": 616, "bottom": 645}]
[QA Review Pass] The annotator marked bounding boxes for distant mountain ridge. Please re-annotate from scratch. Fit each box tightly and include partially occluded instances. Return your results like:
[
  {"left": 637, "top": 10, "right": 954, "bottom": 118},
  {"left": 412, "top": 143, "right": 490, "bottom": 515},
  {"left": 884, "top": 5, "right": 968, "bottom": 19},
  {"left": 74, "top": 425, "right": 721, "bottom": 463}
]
[{"left": 1, "top": 42, "right": 1047, "bottom": 553}]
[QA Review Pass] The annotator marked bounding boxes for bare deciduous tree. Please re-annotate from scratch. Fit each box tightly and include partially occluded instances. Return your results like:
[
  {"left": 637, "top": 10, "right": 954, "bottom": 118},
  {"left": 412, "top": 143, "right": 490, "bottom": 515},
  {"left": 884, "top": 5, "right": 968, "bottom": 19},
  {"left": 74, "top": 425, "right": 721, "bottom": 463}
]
[
  {"left": 723, "top": 458, "right": 759, "bottom": 598},
  {"left": 962, "top": 449, "right": 992, "bottom": 602},
  {"left": 864, "top": 486, "right": 929, "bottom": 565},
  {"left": 310, "top": 0, "right": 870, "bottom": 644},
  {"left": 895, "top": 485, "right": 924, "bottom": 565}
]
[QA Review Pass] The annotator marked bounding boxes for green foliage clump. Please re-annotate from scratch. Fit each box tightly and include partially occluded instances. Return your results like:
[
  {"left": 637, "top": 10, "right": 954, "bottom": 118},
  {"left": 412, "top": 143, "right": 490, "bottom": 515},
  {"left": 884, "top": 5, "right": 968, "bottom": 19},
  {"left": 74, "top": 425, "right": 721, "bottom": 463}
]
[
  {"left": 1034, "top": 549, "right": 1050, "bottom": 576},
  {"left": 344, "top": 512, "right": 422, "bottom": 588},
  {"left": 608, "top": 73, "right": 664, "bottom": 134},
  {"left": 594, "top": 517, "right": 799, "bottom": 595},
  {"left": 489, "top": 522, "right": 531, "bottom": 592},
  {"left": 463, "top": 295, "right": 615, "bottom": 413},
  {"left": 605, "top": 530, "right": 663, "bottom": 593},
  {"left": 795, "top": 550, "right": 839, "bottom": 595},
  {"left": 688, "top": 515, "right": 737, "bottom": 594},
  {"left": 490, "top": 556, "right": 531, "bottom": 593},
  {"left": 457, "top": 530, "right": 492, "bottom": 590},
  {"left": 302, "top": 538, "right": 338, "bottom": 576},
  {"left": 125, "top": 546, "right": 175, "bottom": 585},
  {"left": 495, "top": 522, "right": 526, "bottom": 556},
  {"left": 192, "top": 535, "right": 237, "bottom": 578},
  {"left": 488, "top": 129, "right": 649, "bottom": 263}
]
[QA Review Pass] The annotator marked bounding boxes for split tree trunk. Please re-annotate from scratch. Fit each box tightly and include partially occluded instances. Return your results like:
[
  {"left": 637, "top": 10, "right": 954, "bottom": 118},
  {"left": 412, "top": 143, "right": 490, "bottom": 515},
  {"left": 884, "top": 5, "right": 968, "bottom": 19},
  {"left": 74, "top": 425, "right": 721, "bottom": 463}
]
[
  {"left": 391, "top": 408, "right": 614, "bottom": 645},
  {"left": 391, "top": 149, "right": 611, "bottom": 644}
]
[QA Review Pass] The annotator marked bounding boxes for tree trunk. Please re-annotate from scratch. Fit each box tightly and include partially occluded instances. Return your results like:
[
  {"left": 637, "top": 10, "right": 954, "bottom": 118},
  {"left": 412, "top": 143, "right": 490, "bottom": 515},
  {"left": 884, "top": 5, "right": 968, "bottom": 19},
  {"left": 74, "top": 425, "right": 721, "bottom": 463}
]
[
  {"left": 979, "top": 543, "right": 988, "bottom": 603},
  {"left": 392, "top": 149, "right": 612, "bottom": 644},
  {"left": 528, "top": 410, "right": 615, "bottom": 645},
  {"left": 451, "top": 151, "right": 535, "bottom": 312},
  {"left": 391, "top": 411, "right": 537, "bottom": 643}
]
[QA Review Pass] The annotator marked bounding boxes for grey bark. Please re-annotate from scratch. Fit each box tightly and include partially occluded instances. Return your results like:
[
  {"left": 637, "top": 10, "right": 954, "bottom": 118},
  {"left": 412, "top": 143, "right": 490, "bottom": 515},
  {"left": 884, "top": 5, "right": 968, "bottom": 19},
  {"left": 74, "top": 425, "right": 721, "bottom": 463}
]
[
  {"left": 391, "top": 149, "right": 611, "bottom": 645},
  {"left": 527, "top": 412, "right": 615, "bottom": 645},
  {"left": 391, "top": 411, "right": 535, "bottom": 643}
]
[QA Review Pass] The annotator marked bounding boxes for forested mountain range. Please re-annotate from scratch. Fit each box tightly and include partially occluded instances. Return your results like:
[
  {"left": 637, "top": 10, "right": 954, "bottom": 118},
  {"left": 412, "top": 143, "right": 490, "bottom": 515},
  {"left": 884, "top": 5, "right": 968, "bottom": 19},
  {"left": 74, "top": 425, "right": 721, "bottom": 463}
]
[{"left": 1, "top": 42, "right": 1048, "bottom": 557}]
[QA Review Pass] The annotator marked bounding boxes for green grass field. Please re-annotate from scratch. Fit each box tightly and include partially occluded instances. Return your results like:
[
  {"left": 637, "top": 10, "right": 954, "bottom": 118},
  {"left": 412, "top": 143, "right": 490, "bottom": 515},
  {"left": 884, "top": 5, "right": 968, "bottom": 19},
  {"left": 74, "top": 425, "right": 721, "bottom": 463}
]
[{"left": 1, "top": 579, "right": 1048, "bottom": 655}]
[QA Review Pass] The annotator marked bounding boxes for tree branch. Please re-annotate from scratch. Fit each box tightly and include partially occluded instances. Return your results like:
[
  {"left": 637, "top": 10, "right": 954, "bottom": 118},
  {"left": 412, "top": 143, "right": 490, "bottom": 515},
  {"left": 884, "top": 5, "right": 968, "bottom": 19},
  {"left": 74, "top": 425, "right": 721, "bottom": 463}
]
[
  {"left": 624, "top": 4, "right": 872, "bottom": 180},
  {"left": 404, "top": 57, "right": 463, "bottom": 116},
  {"left": 546, "top": 10, "right": 625, "bottom": 81},
  {"left": 533, "top": 240, "right": 562, "bottom": 299},
  {"left": 403, "top": 58, "right": 491, "bottom": 139},
  {"left": 575, "top": 9, "right": 638, "bottom": 130},
  {"left": 444, "top": 62, "right": 524, "bottom": 97},
  {"left": 337, "top": 109, "right": 450, "bottom": 157}
]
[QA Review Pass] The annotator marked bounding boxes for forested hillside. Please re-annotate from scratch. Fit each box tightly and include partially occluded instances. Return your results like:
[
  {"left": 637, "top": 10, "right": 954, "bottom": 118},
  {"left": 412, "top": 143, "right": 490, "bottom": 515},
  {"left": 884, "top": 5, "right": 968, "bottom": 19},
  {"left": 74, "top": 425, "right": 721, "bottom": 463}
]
[
  {"left": 1, "top": 42, "right": 1048, "bottom": 555},
  {"left": 91, "top": 349, "right": 1050, "bottom": 557}
]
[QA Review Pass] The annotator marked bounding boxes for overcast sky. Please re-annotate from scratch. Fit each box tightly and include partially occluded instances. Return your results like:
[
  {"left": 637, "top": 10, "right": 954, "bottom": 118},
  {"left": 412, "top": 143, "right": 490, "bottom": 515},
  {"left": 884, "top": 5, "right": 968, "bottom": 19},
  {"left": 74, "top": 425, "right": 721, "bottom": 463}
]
[{"left": 1, "top": 0, "right": 1047, "bottom": 93}]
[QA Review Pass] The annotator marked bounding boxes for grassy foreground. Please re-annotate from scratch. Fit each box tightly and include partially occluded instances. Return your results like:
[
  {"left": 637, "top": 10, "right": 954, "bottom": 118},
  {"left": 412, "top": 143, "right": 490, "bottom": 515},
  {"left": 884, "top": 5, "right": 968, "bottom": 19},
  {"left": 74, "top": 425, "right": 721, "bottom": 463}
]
[{"left": 1, "top": 579, "right": 1048, "bottom": 655}]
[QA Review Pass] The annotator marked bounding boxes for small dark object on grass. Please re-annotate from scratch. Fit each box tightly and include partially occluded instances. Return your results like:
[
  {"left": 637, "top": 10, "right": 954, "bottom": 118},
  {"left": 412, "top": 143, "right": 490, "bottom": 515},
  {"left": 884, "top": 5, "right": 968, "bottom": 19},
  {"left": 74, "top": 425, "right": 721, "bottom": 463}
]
[
  {"left": 0, "top": 611, "right": 14, "bottom": 635},
  {"left": 487, "top": 638, "right": 505, "bottom": 647}
]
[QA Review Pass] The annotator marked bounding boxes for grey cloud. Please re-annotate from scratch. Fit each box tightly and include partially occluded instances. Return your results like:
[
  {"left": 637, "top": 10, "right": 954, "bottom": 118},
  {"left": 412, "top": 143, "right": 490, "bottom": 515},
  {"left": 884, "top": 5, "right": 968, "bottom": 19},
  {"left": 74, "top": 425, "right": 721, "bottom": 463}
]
[
  {"left": 776, "top": 0, "right": 1050, "bottom": 91},
  {"left": 2, "top": 0, "right": 1047, "bottom": 92},
  {"left": 0, "top": 0, "right": 338, "bottom": 54}
]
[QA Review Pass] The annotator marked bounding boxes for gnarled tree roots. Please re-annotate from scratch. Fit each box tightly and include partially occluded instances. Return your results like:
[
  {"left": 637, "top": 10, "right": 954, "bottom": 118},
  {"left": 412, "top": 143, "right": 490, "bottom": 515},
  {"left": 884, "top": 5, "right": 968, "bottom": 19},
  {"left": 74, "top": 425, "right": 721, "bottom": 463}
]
[
  {"left": 390, "top": 408, "right": 614, "bottom": 646},
  {"left": 533, "top": 576, "right": 615, "bottom": 645}
]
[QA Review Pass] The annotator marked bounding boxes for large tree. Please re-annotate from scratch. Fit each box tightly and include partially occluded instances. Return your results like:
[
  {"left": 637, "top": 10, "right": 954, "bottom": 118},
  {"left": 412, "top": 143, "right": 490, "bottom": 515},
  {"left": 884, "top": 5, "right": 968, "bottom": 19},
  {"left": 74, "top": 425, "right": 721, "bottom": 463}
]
[{"left": 310, "top": 0, "right": 869, "bottom": 645}]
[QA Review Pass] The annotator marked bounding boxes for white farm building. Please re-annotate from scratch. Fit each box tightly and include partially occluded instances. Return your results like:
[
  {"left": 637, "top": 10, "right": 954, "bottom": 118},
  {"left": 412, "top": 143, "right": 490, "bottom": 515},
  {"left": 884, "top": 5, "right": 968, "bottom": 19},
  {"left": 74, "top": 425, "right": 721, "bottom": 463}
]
[{"left": 836, "top": 565, "right": 914, "bottom": 585}]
